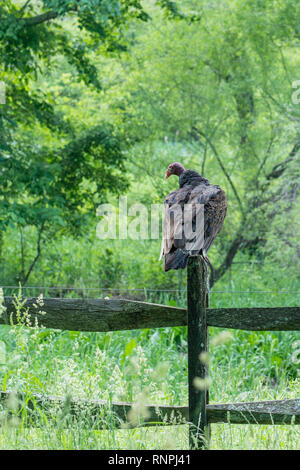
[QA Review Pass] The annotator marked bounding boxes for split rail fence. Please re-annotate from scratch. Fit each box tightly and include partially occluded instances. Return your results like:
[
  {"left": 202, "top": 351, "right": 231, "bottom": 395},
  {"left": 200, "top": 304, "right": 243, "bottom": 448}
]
[{"left": 1, "top": 256, "right": 300, "bottom": 449}]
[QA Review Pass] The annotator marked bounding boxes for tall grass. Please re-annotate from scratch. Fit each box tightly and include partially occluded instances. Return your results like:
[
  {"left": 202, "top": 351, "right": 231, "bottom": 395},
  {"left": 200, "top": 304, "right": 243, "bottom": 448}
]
[{"left": 0, "top": 263, "right": 299, "bottom": 450}]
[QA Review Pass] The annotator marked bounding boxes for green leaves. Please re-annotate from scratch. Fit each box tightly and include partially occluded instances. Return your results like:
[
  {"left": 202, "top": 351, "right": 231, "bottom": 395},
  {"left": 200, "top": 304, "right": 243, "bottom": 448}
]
[
  {"left": 156, "top": 0, "right": 202, "bottom": 22},
  {"left": 0, "top": 0, "right": 151, "bottom": 282},
  {"left": 124, "top": 338, "right": 137, "bottom": 359}
]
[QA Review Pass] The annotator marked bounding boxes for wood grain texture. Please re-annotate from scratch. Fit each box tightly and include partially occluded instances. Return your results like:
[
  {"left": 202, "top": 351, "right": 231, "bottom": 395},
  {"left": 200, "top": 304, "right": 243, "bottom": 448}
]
[
  {"left": 1, "top": 297, "right": 186, "bottom": 332},
  {"left": 207, "top": 399, "right": 300, "bottom": 425},
  {"left": 2, "top": 298, "right": 300, "bottom": 332},
  {"left": 187, "top": 256, "right": 210, "bottom": 449},
  {"left": 208, "top": 306, "right": 300, "bottom": 331},
  {"left": 1, "top": 391, "right": 299, "bottom": 427}
]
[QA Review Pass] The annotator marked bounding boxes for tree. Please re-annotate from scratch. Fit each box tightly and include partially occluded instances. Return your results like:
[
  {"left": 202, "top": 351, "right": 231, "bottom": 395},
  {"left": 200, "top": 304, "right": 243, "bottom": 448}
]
[
  {"left": 110, "top": 0, "right": 300, "bottom": 283},
  {"left": 0, "top": 0, "right": 154, "bottom": 283}
]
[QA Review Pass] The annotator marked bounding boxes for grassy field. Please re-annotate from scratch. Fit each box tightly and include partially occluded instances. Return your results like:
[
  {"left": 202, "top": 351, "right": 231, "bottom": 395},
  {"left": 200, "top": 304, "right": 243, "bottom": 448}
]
[{"left": 0, "top": 263, "right": 299, "bottom": 450}]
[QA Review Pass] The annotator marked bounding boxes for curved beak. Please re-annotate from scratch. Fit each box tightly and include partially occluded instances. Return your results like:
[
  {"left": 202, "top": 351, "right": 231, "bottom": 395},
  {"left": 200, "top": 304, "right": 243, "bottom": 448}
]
[{"left": 165, "top": 170, "right": 171, "bottom": 179}]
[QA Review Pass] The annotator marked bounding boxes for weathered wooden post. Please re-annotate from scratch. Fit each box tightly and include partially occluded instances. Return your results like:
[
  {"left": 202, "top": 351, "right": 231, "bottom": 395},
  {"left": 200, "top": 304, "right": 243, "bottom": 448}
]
[{"left": 187, "top": 255, "right": 210, "bottom": 449}]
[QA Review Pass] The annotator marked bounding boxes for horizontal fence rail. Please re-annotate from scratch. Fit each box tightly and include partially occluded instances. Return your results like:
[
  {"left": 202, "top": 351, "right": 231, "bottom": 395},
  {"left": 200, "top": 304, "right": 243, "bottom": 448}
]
[
  {"left": 2, "top": 297, "right": 300, "bottom": 332},
  {"left": 207, "top": 398, "right": 300, "bottom": 425},
  {"left": 1, "top": 391, "right": 299, "bottom": 428},
  {"left": 0, "top": 391, "right": 188, "bottom": 429},
  {"left": 1, "top": 277, "right": 300, "bottom": 450}
]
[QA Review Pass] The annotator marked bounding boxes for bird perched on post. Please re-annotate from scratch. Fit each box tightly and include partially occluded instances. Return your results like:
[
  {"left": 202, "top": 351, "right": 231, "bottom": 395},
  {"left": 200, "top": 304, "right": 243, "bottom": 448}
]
[{"left": 159, "top": 162, "right": 227, "bottom": 275}]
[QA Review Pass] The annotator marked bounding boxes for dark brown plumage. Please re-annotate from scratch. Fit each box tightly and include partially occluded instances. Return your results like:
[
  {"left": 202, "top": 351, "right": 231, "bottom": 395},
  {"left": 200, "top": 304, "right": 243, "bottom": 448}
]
[{"left": 160, "top": 163, "right": 227, "bottom": 272}]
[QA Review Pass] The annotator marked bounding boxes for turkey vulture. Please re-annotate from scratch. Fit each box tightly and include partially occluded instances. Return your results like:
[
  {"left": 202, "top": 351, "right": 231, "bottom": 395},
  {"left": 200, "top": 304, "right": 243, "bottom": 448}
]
[{"left": 160, "top": 162, "right": 227, "bottom": 272}]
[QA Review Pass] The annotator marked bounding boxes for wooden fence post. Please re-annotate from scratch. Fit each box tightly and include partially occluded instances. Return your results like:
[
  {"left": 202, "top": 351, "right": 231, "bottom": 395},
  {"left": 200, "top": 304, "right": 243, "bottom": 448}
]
[{"left": 187, "top": 255, "right": 210, "bottom": 449}]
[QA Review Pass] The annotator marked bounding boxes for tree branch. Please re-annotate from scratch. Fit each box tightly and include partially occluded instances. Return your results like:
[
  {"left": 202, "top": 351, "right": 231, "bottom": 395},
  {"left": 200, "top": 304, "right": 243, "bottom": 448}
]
[
  {"left": 20, "top": 6, "right": 78, "bottom": 27},
  {"left": 19, "top": 0, "right": 32, "bottom": 17},
  {"left": 192, "top": 126, "right": 244, "bottom": 213},
  {"left": 266, "top": 140, "right": 300, "bottom": 180},
  {"left": 21, "top": 224, "right": 45, "bottom": 285},
  {"left": 22, "top": 11, "right": 59, "bottom": 26},
  {"left": 212, "top": 231, "right": 244, "bottom": 286},
  {"left": 213, "top": 135, "right": 300, "bottom": 285},
  {"left": 255, "top": 122, "right": 276, "bottom": 180}
]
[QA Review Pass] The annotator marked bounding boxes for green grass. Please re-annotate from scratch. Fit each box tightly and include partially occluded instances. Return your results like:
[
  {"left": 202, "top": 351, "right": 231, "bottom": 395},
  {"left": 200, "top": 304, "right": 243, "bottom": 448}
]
[{"left": 0, "top": 264, "right": 299, "bottom": 450}]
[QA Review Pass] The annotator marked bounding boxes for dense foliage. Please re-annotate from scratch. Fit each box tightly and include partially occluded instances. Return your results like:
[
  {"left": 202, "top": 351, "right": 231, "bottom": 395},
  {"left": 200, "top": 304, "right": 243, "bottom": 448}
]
[
  {"left": 0, "top": 0, "right": 299, "bottom": 451},
  {"left": 1, "top": 0, "right": 300, "bottom": 286}
]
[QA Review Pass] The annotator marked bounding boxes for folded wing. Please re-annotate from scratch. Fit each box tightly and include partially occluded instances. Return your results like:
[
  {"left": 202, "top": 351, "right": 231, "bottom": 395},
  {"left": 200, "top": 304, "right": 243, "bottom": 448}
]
[{"left": 161, "top": 183, "right": 227, "bottom": 271}]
